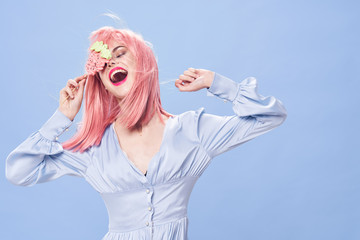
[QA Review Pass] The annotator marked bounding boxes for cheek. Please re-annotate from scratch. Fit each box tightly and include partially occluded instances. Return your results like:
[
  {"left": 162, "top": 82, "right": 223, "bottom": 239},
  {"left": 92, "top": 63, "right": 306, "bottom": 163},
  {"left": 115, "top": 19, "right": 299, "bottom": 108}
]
[
  {"left": 99, "top": 72, "right": 109, "bottom": 83},
  {"left": 99, "top": 69, "right": 106, "bottom": 78}
]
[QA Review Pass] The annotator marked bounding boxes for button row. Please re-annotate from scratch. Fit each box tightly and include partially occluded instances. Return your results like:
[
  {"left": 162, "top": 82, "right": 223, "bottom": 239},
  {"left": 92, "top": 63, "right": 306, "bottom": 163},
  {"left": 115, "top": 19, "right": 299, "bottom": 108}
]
[{"left": 145, "top": 188, "right": 152, "bottom": 227}]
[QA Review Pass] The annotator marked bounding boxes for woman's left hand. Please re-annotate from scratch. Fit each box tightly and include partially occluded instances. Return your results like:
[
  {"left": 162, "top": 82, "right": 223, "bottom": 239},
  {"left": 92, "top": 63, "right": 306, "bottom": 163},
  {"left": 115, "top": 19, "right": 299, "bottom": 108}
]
[{"left": 175, "top": 68, "right": 214, "bottom": 92}]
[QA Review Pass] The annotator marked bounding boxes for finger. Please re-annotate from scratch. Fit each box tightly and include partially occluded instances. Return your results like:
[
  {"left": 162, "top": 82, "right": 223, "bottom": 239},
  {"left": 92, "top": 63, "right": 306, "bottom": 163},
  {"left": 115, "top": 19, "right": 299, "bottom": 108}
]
[
  {"left": 67, "top": 79, "right": 79, "bottom": 90},
  {"left": 179, "top": 74, "right": 195, "bottom": 82},
  {"left": 60, "top": 89, "right": 72, "bottom": 106},
  {"left": 175, "top": 80, "right": 184, "bottom": 92},
  {"left": 184, "top": 70, "right": 198, "bottom": 79},
  {"left": 188, "top": 67, "right": 197, "bottom": 74},
  {"left": 65, "top": 85, "right": 75, "bottom": 99},
  {"left": 188, "top": 68, "right": 200, "bottom": 77},
  {"left": 174, "top": 79, "right": 184, "bottom": 90},
  {"left": 77, "top": 77, "right": 87, "bottom": 94},
  {"left": 175, "top": 79, "right": 191, "bottom": 92},
  {"left": 73, "top": 74, "right": 88, "bottom": 84},
  {"left": 60, "top": 88, "right": 68, "bottom": 99},
  {"left": 61, "top": 95, "right": 71, "bottom": 105},
  {"left": 175, "top": 78, "right": 192, "bottom": 86}
]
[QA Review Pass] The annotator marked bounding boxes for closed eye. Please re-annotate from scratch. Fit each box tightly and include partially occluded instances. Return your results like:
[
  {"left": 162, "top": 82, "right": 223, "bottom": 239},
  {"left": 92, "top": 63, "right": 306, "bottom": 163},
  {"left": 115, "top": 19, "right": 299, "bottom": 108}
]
[{"left": 116, "top": 53, "right": 125, "bottom": 58}]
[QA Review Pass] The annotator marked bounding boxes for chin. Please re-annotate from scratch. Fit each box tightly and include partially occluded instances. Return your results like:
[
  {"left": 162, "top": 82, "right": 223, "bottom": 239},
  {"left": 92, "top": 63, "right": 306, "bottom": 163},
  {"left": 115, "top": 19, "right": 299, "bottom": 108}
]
[{"left": 113, "top": 90, "right": 129, "bottom": 100}]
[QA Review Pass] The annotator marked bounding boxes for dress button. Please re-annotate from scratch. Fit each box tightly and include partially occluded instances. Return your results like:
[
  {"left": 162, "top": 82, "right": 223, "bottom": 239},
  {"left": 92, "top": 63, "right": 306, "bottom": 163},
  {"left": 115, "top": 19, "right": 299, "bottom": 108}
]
[
  {"left": 145, "top": 221, "right": 149, "bottom": 226},
  {"left": 65, "top": 128, "right": 69, "bottom": 131},
  {"left": 55, "top": 136, "right": 59, "bottom": 141},
  {"left": 146, "top": 189, "right": 150, "bottom": 194},
  {"left": 148, "top": 207, "right": 152, "bottom": 211}
]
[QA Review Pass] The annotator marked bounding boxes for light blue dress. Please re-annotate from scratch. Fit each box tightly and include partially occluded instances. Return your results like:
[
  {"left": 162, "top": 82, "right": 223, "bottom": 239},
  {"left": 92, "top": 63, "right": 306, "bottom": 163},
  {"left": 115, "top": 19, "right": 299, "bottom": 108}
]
[{"left": 6, "top": 73, "right": 287, "bottom": 240}]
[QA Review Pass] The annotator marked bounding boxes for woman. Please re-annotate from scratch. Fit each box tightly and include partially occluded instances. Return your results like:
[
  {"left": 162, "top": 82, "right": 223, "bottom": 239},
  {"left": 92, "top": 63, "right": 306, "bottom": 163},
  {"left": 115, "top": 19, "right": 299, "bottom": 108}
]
[{"left": 6, "top": 26, "right": 287, "bottom": 239}]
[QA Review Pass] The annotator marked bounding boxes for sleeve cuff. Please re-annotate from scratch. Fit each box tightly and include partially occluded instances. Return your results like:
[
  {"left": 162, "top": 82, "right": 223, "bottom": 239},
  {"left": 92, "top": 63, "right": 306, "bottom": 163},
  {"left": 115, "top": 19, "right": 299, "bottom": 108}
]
[
  {"left": 206, "top": 72, "right": 239, "bottom": 102},
  {"left": 38, "top": 109, "right": 73, "bottom": 141}
]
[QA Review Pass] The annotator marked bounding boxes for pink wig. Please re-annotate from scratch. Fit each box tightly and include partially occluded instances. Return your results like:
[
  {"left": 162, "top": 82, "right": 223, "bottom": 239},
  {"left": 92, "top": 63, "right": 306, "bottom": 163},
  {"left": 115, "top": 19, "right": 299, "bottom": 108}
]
[{"left": 62, "top": 26, "right": 171, "bottom": 153}]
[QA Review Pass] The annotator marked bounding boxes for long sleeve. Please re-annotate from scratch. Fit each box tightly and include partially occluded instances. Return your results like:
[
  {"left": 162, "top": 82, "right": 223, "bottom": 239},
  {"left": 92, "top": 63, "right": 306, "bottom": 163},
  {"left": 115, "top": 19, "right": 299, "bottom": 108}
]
[
  {"left": 197, "top": 72, "right": 287, "bottom": 158},
  {"left": 5, "top": 109, "right": 92, "bottom": 186}
]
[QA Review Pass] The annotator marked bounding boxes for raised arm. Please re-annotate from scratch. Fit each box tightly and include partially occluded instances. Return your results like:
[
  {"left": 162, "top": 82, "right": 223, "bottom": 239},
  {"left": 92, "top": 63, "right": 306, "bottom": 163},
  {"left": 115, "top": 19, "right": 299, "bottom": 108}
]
[
  {"left": 6, "top": 74, "right": 89, "bottom": 186},
  {"left": 175, "top": 68, "right": 287, "bottom": 158}
]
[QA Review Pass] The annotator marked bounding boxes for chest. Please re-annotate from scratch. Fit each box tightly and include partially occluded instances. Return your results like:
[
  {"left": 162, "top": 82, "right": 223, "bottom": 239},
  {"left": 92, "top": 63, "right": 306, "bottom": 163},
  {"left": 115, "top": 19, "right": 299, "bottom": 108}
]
[
  {"left": 114, "top": 126, "right": 165, "bottom": 175},
  {"left": 85, "top": 119, "right": 211, "bottom": 193}
]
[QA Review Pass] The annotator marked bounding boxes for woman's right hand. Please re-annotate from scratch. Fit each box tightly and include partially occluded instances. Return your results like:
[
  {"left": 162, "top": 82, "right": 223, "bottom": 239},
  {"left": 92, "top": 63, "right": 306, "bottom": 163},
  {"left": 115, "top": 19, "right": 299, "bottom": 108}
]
[{"left": 59, "top": 74, "right": 87, "bottom": 121}]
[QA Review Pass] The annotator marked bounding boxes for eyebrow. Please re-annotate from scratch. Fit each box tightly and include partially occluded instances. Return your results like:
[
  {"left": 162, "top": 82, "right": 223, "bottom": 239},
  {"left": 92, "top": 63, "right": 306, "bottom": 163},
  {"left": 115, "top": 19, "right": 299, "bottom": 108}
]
[{"left": 112, "top": 46, "right": 126, "bottom": 53}]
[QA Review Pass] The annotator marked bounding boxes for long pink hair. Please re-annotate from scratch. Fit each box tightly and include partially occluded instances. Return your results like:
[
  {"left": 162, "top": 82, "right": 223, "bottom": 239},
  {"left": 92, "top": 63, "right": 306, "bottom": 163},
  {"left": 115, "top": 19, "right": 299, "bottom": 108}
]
[{"left": 62, "top": 26, "right": 171, "bottom": 153}]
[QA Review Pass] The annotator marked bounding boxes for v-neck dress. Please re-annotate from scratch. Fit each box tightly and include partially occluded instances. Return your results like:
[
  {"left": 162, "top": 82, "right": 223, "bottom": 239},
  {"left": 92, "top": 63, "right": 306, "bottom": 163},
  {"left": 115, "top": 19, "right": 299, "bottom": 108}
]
[{"left": 6, "top": 72, "right": 287, "bottom": 240}]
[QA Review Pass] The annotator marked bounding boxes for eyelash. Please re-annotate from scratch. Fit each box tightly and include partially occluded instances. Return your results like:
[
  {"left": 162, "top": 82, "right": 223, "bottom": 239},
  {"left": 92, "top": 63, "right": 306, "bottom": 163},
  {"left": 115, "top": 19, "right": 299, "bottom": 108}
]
[
  {"left": 116, "top": 53, "right": 125, "bottom": 58},
  {"left": 104, "top": 52, "right": 125, "bottom": 67}
]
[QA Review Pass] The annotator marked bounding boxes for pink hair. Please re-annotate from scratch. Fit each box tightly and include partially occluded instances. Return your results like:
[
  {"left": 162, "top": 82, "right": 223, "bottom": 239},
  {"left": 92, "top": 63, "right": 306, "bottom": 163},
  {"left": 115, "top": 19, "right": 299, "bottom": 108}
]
[{"left": 62, "top": 26, "right": 171, "bottom": 153}]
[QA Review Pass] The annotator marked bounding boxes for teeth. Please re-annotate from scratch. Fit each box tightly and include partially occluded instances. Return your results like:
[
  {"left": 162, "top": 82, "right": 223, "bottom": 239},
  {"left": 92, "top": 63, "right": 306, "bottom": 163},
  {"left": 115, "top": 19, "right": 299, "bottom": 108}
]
[{"left": 111, "top": 69, "right": 127, "bottom": 79}]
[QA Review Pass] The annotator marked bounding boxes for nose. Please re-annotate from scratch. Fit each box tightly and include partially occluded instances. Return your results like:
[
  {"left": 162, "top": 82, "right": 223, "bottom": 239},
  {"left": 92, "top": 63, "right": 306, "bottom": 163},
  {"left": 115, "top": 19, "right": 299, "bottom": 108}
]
[{"left": 107, "top": 59, "right": 116, "bottom": 68}]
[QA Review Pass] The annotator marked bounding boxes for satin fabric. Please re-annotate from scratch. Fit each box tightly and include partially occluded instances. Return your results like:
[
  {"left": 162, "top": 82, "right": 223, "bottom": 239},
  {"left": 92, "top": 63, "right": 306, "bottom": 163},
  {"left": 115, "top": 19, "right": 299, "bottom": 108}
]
[{"left": 6, "top": 72, "right": 287, "bottom": 239}]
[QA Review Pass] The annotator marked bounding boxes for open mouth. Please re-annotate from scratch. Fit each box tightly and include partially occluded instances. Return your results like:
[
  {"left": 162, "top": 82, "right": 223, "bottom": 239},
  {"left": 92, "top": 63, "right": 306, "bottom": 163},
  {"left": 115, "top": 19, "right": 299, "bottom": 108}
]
[{"left": 109, "top": 67, "right": 128, "bottom": 86}]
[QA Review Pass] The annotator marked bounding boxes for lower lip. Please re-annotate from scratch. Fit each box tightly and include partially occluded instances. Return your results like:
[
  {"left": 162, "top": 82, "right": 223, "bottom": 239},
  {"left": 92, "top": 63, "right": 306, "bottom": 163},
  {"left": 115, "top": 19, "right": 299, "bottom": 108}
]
[{"left": 111, "top": 75, "right": 127, "bottom": 86}]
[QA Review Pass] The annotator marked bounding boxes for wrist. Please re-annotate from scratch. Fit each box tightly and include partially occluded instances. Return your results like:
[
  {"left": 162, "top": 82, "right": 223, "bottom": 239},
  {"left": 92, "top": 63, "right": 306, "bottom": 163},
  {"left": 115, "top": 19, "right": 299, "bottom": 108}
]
[
  {"left": 58, "top": 108, "right": 75, "bottom": 121},
  {"left": 206, "top": 72, "right": 238, "bottom": 101},
  {"left": 205, "top": 71, "right": 215, "bottom": 89}
]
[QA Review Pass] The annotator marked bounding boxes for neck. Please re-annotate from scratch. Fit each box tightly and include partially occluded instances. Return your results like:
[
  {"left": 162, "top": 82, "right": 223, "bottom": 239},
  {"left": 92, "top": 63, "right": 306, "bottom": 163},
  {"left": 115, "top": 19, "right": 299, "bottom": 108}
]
[
  {"left": 115, "top": 108, "right": 167, "bottom": 135},
  {"left": 115, "top": 97, "right": 155, "bottom": 131}
]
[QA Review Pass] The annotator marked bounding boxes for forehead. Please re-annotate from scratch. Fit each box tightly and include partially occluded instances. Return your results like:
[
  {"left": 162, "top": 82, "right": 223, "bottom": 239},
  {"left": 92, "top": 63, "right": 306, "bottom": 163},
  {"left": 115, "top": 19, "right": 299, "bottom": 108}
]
[{"left": 106, "top": 39, "right": 127, "bottom": 50}]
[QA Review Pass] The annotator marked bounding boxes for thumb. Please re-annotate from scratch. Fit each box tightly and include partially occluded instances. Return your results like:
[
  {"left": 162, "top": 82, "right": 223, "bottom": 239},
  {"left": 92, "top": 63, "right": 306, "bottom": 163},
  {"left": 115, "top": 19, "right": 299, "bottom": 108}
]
[
  {"left": 175, "top": 79, "right": 193, "bottom": 92},
  {"left": 78, "top": 77, "right": 87, "bottom": 93},
  {"left": 175, "top": 79, "right": 186, "bottom": 92}
]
